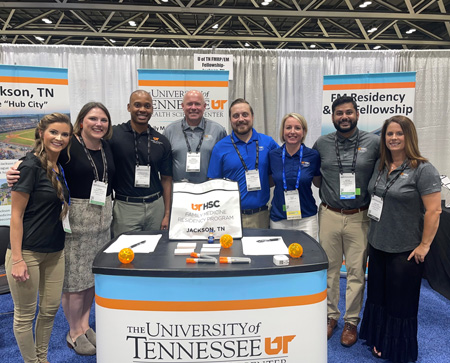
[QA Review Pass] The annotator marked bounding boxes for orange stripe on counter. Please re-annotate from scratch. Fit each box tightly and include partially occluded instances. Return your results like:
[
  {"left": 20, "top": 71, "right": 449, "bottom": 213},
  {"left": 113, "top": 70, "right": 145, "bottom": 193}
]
[
  {"left": 323, "top": 82, "right": 415, "bottom": 90},
  {"left": 0, "top": 76, "right": 68, "bottom": 85},
  {"left": 138, "top": 80, "right": 228, "bottom": 87},
  {"left": 96, "top": 290, "right": 326, "bottom": 311}
]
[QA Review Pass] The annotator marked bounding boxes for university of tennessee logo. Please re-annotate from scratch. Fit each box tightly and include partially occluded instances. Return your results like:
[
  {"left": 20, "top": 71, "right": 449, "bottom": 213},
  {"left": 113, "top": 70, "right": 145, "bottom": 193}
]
[
  {"left": 191, "top": 200, "right": 220, "bottom": 211},
  {"left": 265, "top": 335, "right": 296, "bottom": 355}
]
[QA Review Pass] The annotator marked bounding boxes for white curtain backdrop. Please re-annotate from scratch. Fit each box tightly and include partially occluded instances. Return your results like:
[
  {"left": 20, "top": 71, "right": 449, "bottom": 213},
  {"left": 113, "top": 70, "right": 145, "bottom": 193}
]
[{"left": 1, "top": 45, "right": 448, "bottom": 176}]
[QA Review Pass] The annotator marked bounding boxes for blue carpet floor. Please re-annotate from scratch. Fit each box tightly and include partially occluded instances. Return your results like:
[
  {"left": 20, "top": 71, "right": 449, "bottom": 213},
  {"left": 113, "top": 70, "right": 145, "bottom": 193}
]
[{"left": 0, "top": 278, "right": 449, "bottom": 362}]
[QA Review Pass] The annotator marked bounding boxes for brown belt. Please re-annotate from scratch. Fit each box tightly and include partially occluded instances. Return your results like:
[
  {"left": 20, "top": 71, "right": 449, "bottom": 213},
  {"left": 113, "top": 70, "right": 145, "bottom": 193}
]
[{"left": 321, "top": 202, "right": 369, "bottom": 215}]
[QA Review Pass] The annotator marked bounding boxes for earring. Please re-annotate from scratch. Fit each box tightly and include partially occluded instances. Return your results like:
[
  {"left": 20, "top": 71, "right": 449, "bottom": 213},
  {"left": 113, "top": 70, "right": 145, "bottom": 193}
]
[{"left": 80, "top": 123, "right": 83, "bottom": 129}]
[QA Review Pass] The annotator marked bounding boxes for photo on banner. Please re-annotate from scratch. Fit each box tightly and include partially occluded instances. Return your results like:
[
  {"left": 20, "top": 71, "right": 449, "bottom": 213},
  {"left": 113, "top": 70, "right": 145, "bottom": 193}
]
[
  {"left": 320, "top": 72, "right": 416, "bottom": 275},
  {"left": 0, "top": 65, "right": 70, "bottom": 225},
  {"left": 137, "top": 69, "right": 229, "bottom": 133}
]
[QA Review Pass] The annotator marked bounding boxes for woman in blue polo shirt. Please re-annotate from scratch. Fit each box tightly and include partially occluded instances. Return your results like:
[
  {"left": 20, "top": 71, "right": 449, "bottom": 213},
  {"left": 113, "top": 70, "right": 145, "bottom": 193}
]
[
  {"left": 269, "top": 113, "right": 321, "bottom": 239},
  {"left": 360, "top": 115, "right": 441, "bottom": 362}
]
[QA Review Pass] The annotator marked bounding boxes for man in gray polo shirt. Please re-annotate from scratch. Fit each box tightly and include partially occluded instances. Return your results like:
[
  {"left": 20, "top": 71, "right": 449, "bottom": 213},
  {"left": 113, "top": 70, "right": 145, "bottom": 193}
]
[
  {"left": 164, "top": 90, "right": 227, "bottom": 183},
  {"left": 313, "top": 96, "right": 379, "bottom": 347}
]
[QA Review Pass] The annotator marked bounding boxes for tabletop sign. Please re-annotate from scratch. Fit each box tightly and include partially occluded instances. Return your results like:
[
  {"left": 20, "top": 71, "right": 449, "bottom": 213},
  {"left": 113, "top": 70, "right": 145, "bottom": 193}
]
[{"left": 169, "top": 179, "right": 242, "bottom": 240}]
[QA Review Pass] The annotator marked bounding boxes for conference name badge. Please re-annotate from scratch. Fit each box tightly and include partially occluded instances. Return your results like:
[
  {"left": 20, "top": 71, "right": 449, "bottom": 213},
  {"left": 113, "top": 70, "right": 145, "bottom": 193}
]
[
  {"left": 62, "top": 208, "right": 72, "bottom": 234},
  {"left": 340, "top": 173, "right": 356, "bottom": 199},
  {"left": 186, "top": 152, "right": 201, "bottom": 172},
  {"left": 135, "top": 165, "right": 151, "bottom": 188},
  {"left": 368, "top": 195, "right": 383, "bottom": 222},
  {"left": 245, "top": 169, "right": 261, "bottom": 191},
  {"left": 89, "top": 180, "right": 107, "bottom": 206},
  {"left": 284, "top": 190, "right": 302, "bottom": 220}
]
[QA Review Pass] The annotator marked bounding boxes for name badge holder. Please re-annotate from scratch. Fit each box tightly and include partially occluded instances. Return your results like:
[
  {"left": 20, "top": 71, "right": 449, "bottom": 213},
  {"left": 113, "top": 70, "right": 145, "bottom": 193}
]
[
  {"left": 285, "top": 190, "right": 302, "bottom": 220},
  {"left": 135, "top": 165, "right": 151, "bottom": 188},
  {"left": 340, "top": 173, "right": 356, "bottom": 200},
  {"left": 367, "top": 195, "right": 383, "bottom": 221},
  {"left": 186, "top": 152, "right": 201, "bottom": 172},
  {"left": 245, "top": 169, "right": 261, "bottom": 191},
  {"left": 90, "top": 181, "right": 108, "bottom": 206},
  {"left": 183, "top": 121, "right": 205, "bottom": 174}
]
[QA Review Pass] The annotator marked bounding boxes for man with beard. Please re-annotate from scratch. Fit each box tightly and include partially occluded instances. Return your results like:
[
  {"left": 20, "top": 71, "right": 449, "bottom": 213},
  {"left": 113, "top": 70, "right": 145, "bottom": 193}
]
[
  {"left": 313, "top": 96, "right": 379, "bottom": 347},
  {"left": 164, "top": 90, "right": 227, "bottom": 183},
  {"left": 207, "top": 98, "right": 278, "bottom": 228},
  {"left": 110, "top": 90, "right": 172, "bottom": 236}
]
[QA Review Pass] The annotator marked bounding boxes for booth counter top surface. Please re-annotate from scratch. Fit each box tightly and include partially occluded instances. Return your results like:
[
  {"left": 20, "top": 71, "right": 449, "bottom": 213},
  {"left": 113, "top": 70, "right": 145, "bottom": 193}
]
[{"left": 93, "top": 228, "right": 328, "bottom": 278}]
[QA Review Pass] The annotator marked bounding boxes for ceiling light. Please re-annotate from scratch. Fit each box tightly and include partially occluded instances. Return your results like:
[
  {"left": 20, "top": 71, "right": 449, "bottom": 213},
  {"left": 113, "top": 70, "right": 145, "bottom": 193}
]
[
  {"left": 262, "top": 1, "right": 269, "bottom": 5},
  {"left": 35, "top": 36, "right": 44, "bottom": 41},
  {"left": 359, "top": 1, "right": 372, "bottom": 8},
  {"left": 367, "top": 27, "right": 377, "bottom": 33},
  {"left": 373, "top": 45, "right": 381, "bottom": 50},
  {"left": 212, "top": 24, "right": 218, "bottom": 29},
  {"left": 310, "top": 44, "right": 316, "bottom": 48},
  {"left": 109, "top": 39, "right": 116, "bottom": 43},
  {"left": 161, "top": 0, "right": 169, "bottom": 2},
  {"left": 129, "top": 21, "right": 136, "bottom": 27},
  {"left": 406, "top": 28, "right": 416, "bottom": 34},
  {"left": 244, "top": 42, "right": 250, "bottom": 47},
  {"left": 42, "top": 18, "right": 52, "bottom": 24}
]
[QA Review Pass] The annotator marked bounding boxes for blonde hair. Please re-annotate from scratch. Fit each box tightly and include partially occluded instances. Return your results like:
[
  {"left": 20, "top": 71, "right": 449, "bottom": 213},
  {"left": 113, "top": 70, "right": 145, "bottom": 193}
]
[
  {"left": 34, "top": 113, "right": 73, "bottom": 219},
  {"left": 279, "top": 113, "right": 308, "bottom": 143}
]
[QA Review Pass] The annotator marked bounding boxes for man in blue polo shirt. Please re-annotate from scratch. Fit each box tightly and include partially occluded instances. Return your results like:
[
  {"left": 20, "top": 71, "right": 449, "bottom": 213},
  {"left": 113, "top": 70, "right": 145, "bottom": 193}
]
[{"left": 207, "top": 98, "right": 278, "bottom": 228}]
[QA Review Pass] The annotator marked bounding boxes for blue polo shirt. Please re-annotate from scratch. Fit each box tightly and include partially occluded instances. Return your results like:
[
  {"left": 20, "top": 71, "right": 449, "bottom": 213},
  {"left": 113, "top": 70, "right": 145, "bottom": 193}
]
[
  {"left": 269, "top": 144, "right": 321, "bottom": 221},
  {"left": 207, "top": 129, "right": 278, "bottom": 210}
]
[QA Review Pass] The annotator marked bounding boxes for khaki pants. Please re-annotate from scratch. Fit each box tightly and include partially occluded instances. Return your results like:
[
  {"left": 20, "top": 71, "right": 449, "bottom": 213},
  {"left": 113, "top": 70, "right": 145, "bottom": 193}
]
[
  {"left": 112, "top": 196, "right": 164, "bottom": 237},
  {"left": 6, "top": 249, "right": 65, "bottom": 363},
  {"left": 318, "top": 204, "right": 369, "bottom": 326},
  {"left": 241, "top": 209, "right": 270, "bottom": 229}
]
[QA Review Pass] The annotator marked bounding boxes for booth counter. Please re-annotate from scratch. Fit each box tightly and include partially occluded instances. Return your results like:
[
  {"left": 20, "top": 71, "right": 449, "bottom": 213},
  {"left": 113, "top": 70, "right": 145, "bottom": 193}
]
[{"left": 93, "top": 228, "right": 328, "bottom": 363}]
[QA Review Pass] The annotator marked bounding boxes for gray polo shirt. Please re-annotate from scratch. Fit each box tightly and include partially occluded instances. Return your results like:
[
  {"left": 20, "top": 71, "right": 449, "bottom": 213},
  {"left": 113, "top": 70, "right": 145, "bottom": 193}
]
[
  {"left": 313, "top": 128, "right": 379, "bottom": 209},
  {"left": 164, "top": 117, "right": 227, "bottom": 183},
  {"left": 368, "top": 159, "right": 441, "bottom": 253}
]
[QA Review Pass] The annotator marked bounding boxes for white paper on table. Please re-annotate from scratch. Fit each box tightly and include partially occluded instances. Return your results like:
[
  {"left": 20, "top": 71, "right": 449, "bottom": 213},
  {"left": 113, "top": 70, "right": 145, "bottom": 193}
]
[
  {"left": 103, "top": 235, "right": 161, "bottom": 253},
  {"left": 242, "top": 236, "right": 288, "bottom": 255}
]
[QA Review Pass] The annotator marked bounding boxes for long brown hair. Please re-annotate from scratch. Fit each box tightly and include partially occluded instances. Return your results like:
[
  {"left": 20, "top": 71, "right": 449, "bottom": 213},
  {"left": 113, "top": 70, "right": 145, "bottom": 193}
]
[
  {"left": 379, "top": 115, "right": 427, "bottom": 170},
  {"left": 34, "top": 113, "right": 73, "bottom": 219},
  {"left": 73, "top": 102, "right": 113, "bottom": 140}
]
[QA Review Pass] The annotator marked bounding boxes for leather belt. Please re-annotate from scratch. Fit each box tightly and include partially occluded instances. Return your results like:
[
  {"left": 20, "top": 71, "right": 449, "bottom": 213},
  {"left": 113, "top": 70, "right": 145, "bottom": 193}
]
[
  {"left": 321, "top": 202, "right": 369, "bottom": 215},
  {"left": 115, "top": 192, "right": 161, "bottom": 204},
  {"left": 241, "top": 205, "right": 268, "bottom": 215}
]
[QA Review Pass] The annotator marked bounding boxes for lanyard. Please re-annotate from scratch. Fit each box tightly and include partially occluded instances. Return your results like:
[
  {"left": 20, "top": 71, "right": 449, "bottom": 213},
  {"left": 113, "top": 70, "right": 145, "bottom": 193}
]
[
  {"left": 78, "top": 136, "right": 108, "bottom": 183},
  {"left": 282, "top": 144, "right": 304, "bottom": 191},
  {"left": 133, "top": 126, "right": 151, "bottom": 166},
  {"left": 53, "top": 163, "right": 71, "bottom": 206},
  {"left": 334, "top": 130, "right": 359, "bottom": 174},
  {"left": 372, "top": 160, "right": 409, "bottom": 199},
  {"left": 182, "top": 120, "right": 206, "bottom": 153},
  {"left": 230, "top": 133, "right": 259, "bottom": 172}
]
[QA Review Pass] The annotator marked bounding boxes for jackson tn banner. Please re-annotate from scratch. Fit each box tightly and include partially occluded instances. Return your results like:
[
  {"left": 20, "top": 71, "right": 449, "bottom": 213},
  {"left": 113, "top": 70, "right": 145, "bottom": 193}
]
[
  {"left": 0, "top": 64, "right": 69, "bottom": 225},
  {"left": 321, "top": 71, "right": 416, "bottom": 135},
  {"left": 137, "top": 69, "right": 229, "bottom": 133},
  {"left": 169, "top": 179, "right": 242, "bottom": 241}
]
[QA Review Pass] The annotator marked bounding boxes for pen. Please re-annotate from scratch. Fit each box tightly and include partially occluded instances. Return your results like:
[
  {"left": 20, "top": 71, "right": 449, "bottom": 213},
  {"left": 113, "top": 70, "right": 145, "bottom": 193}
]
[
  {"left": 129, "top": 240, "right": 146, "bottom": 249},
  {"left": 219, "top": 257, "right": 251, "bottom": 264},
  {"left": 186, "top": 258, "right": 217, "bottom": 264},
  {"left": 256, "top": 238, "right": 280, "bottom": 243},
  {"left": 190, "top": 252, "right": 216, "bottom": 259}
]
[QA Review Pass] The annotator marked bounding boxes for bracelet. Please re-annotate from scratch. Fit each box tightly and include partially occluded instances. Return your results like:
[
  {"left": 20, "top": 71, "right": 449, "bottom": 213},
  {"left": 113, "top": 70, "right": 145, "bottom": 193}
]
[{"left": 12, "top": 259, "right": 24, "bottom": 265}]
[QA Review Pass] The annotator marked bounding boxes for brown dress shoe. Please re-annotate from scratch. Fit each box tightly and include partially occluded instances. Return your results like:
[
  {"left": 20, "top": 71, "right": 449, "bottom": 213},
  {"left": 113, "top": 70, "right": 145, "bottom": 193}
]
[
  {"left": 327, "top": 318, "right": 338, "bottom": 340},
  {"left": 340, "top": 322, "right": 358, "bottom": 347}
]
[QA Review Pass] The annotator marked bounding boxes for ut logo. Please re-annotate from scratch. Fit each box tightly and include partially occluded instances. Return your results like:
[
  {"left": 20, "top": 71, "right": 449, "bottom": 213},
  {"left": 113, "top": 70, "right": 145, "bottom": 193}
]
[
  {"left": 191, "top": 200, "right": 220, "bottom": 211},
  {"left": 265, "top": 335, "right": 296, "bottom": 355},
  {"left": 211, "top": 99, "right": 227, "bottom": 110}
]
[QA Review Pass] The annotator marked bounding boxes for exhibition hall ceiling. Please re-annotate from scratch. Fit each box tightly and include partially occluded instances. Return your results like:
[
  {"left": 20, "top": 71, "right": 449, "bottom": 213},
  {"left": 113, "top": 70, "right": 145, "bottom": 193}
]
[{"left": 0, "top": 0, "right": 449, "bottom": 50}]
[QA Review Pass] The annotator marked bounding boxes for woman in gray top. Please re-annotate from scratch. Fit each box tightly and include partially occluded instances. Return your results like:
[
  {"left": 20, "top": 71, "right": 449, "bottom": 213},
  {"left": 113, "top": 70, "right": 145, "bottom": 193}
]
[{"left": 360, "top": 115, "right": 441, "bottom": 362}]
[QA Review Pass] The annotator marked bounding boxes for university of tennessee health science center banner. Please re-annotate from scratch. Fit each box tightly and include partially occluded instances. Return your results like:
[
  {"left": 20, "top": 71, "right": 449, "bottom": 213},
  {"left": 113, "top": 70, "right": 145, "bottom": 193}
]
[
  {"left": 0, "top": 65, "right": 70, "bottom": 225},
  {"left": 137, "top": 69, "right": 229, "bottom": 133},
  {"left": 321, "top": 72, "right": 416, "bottom": 135}
]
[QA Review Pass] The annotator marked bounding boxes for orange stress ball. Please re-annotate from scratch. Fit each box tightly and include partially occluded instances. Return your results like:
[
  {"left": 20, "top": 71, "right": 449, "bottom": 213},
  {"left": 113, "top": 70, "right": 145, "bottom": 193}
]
[
  {"left": 288, "top": 243, "right": 303, "bottom": 258},
  {"left": 118, "top": 248, "right": 135, "bottom": 264},
  {"left": 220, "top": 234, "right": 234, "bottom": 248}
]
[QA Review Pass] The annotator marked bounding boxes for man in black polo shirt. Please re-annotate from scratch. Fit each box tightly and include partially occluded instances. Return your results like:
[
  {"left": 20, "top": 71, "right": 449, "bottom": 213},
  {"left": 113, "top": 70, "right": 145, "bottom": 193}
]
[{"left": 110, "top": 90, "right": 172, "bottom": 236}]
